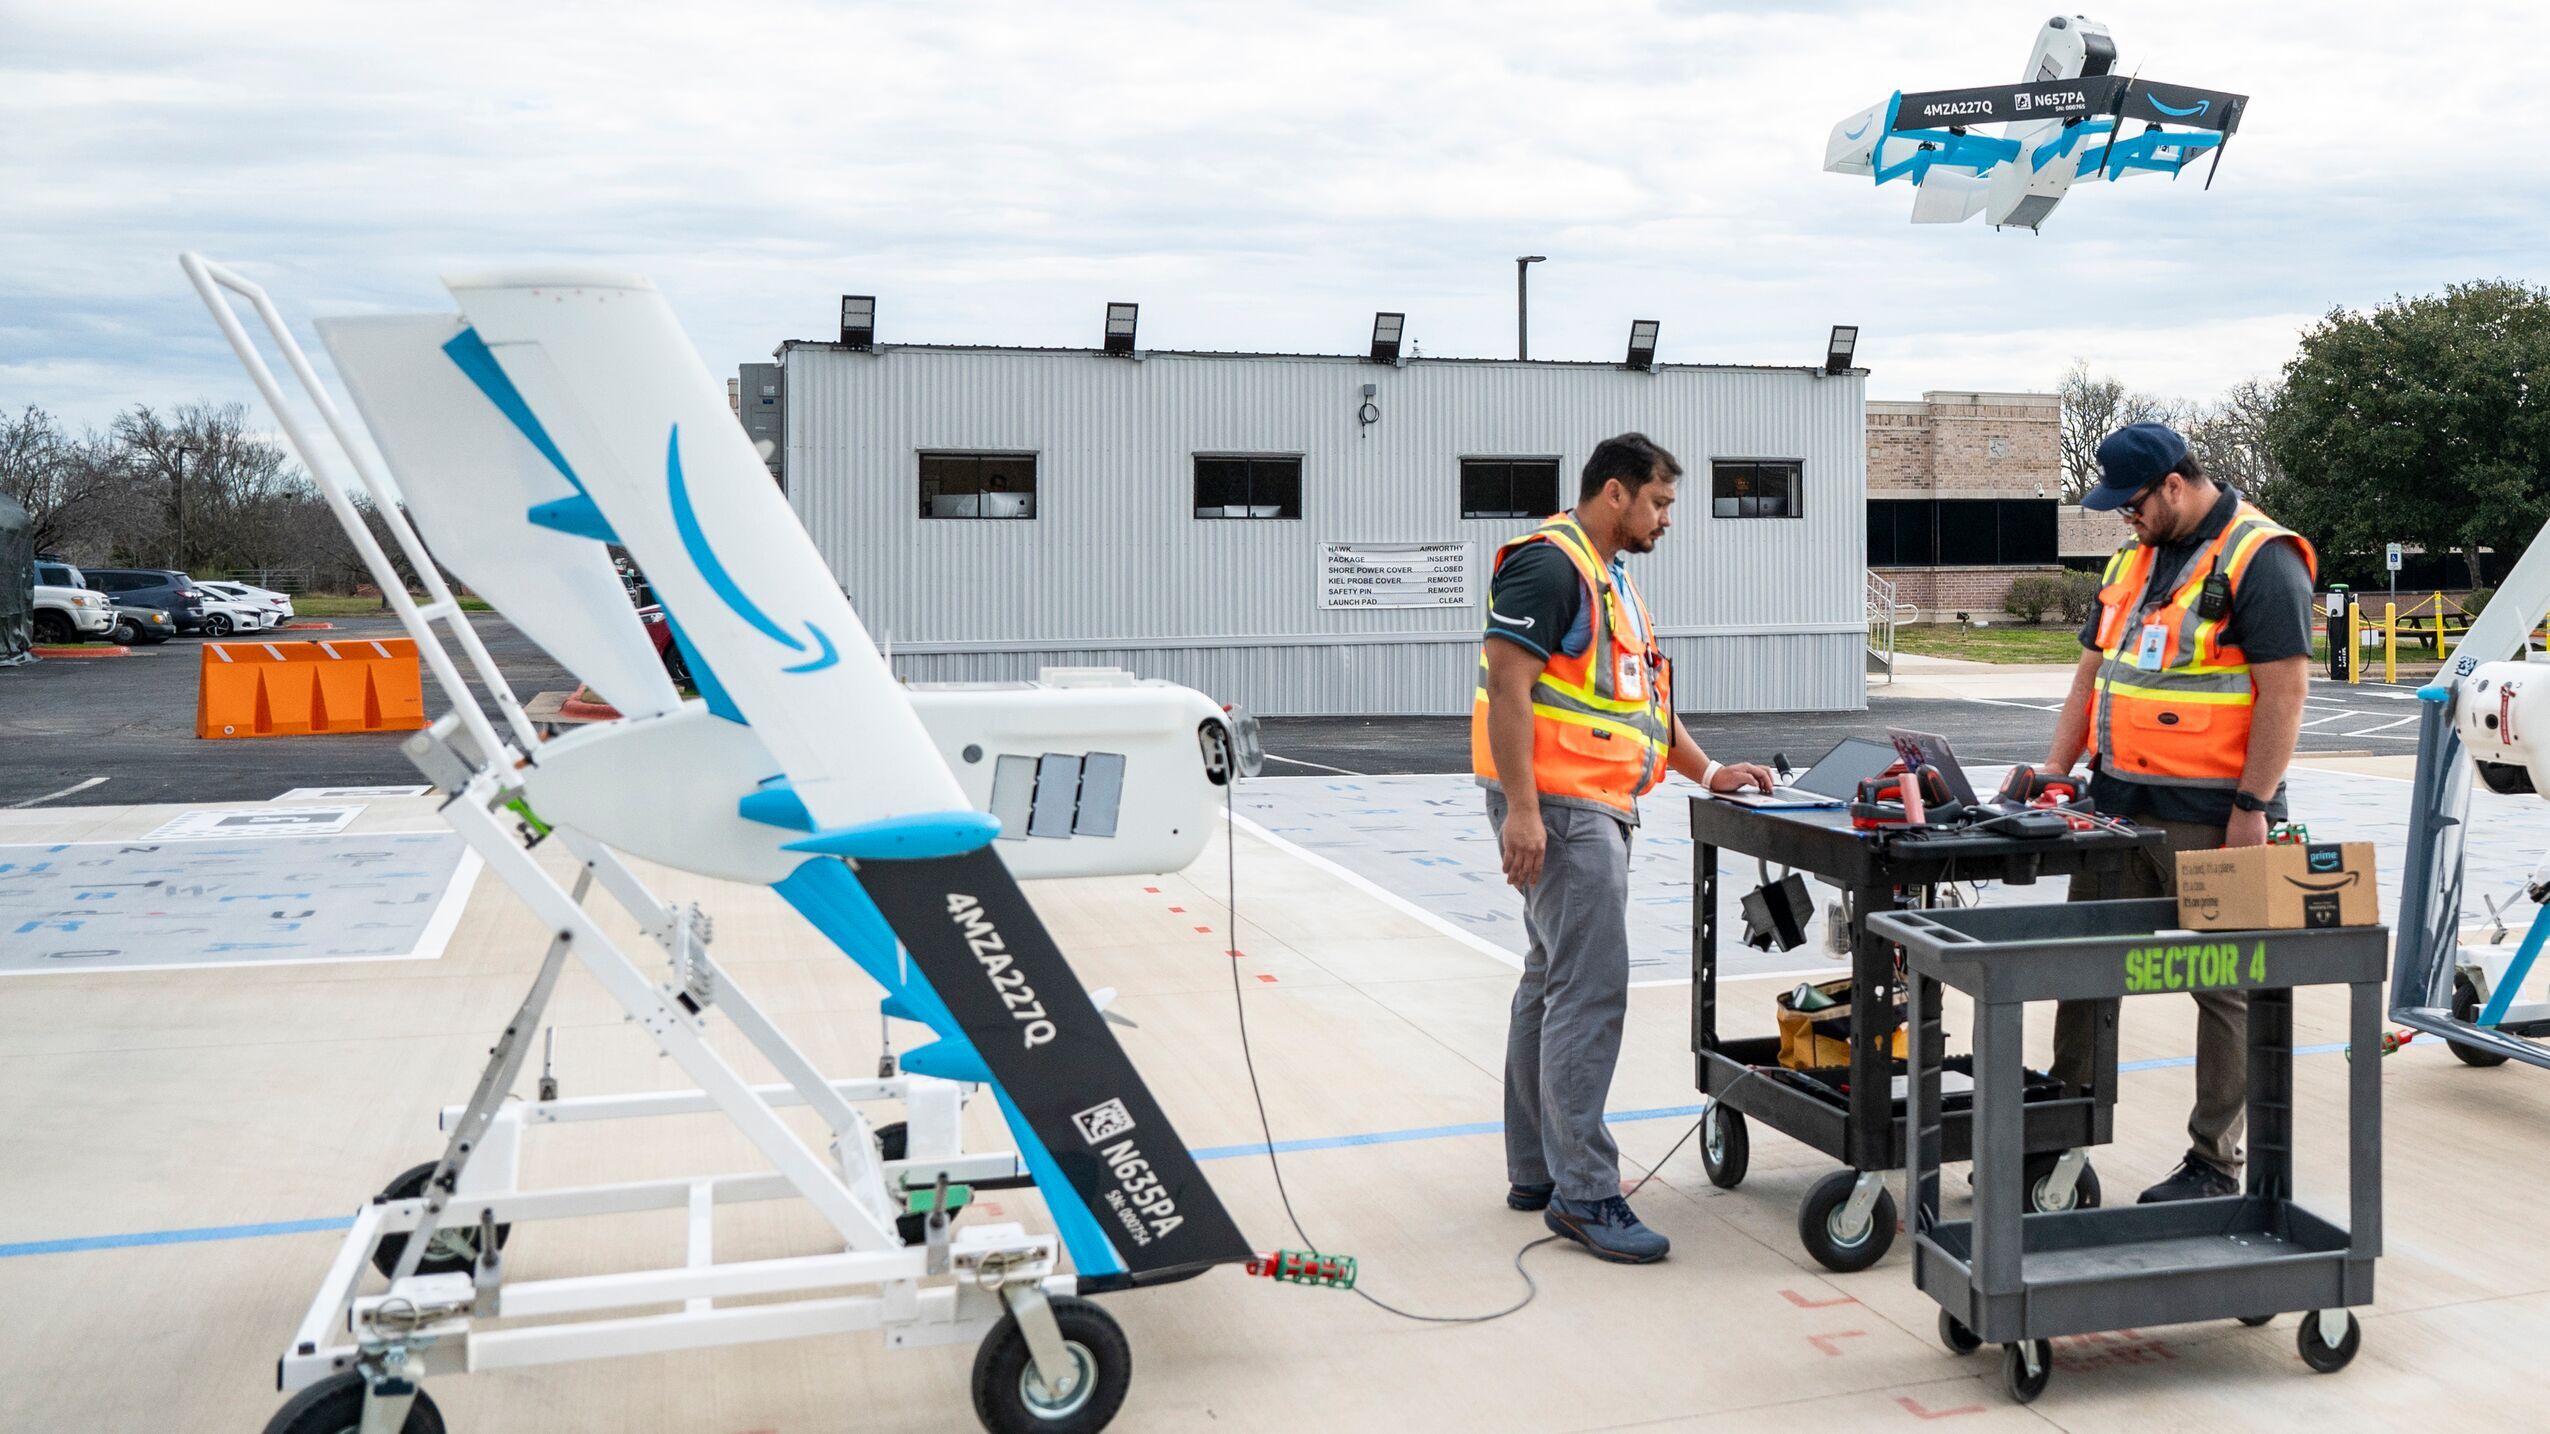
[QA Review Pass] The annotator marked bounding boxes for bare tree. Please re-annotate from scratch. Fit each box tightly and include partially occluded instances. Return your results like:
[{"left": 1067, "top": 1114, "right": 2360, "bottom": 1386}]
[
  {"left": 110, "top": 401, "right": 301, "bottom": 574},
  {"left": 2182, "top": 376, "right": 2286, "bottom": 495},
  {"left": 0, "top": 406, "right": 127, "bottom": 555},
  {"left": 2055, "top": 361, "right": 2187, "bottom": 500}
]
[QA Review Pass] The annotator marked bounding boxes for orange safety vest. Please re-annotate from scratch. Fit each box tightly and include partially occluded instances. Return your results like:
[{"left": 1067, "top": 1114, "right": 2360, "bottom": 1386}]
[
  {"left": 1470, "top": 515, "right": 1675, "bottom": 816},
  {"left": 2090, "top": 500, "right": 2317, "bottom": 790}
]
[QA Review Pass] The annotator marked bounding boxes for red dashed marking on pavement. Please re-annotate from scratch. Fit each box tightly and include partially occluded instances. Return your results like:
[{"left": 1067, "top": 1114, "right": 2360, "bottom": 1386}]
[
  {"left": 1894, "top": 1396, "right": 1982, "bottom": 1420},
  {"left": 1168, "top": 905, "right": 1185, "bottom": 912},
  {"left": 1142, "top": 887, "right": 1160, "bottom": 894},
  {"left": 1805, "top": 1331, "right": 1866, "bottom": 1357},
  {"left": 1781, "top": 1288, "right": 1857, "bottom": 1309},
  {"left": 978, "top": 1202, "right": 1004, "bottom": 1217},
  {"left": 1256, "top": 974, "right": 1278, "bottom": 983},
  {"left": 1194, "top": 926, "right": 1212, "bottom": 933},
  {"left": 1226, "top": 948, "right": 1245, "bottom": 958}
]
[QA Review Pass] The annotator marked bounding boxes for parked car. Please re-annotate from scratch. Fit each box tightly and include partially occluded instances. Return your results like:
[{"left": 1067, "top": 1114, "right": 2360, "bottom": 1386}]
[
  {"left": 637, "top": 604, "right": 691, "bottom": 686},
  {"left": 201, "top": 579, "right": 296, "bottom": 627},
  {"left": 31, "top": 560, "right": 116, "bottom": 645},
  {"left": 108, "top": 603, "right": 176, "bottom": 645},
  {"left": 194, "top": 587, "right": 278, "bottom": 636},
  {"left": 81, "top": 568, "right": 208, "bottom": 634}
]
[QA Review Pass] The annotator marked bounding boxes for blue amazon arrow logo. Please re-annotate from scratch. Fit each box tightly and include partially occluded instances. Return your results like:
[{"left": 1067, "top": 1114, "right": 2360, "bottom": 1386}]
[
  {"left": 666, "top": 424, "right": 839, "bottom": 675},
  {"left": 1844, "top": 116, "right": 1872, "bottom": 140},
  {"left": 2148, "top": 92, "right": 2209, "bottom": 118}
]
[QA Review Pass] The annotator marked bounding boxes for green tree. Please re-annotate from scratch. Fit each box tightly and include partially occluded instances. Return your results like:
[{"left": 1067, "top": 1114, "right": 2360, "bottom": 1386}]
[{"left": 2264, "top": 280, "right": 2550, "bottom": 588}]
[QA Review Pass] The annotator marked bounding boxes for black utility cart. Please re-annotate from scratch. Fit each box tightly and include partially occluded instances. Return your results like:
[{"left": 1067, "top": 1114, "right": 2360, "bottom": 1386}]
[
  {"left": 1873, "top": 898, "right": 2384, "bottom": 1405},
  {"left": 1688, "top": 795, "right": 2160, "bottom": 1272}
]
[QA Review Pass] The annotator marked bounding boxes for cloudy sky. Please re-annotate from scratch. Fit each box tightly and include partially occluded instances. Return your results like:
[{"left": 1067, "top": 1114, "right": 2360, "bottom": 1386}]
[{"left": 6, "top": 0, "right": 2546, "bottom": 435}]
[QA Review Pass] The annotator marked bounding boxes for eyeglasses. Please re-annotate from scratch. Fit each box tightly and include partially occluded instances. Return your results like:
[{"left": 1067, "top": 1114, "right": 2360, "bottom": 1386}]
[{"left": 2118, "top": 479, "right": 2167, "bottom": 518}]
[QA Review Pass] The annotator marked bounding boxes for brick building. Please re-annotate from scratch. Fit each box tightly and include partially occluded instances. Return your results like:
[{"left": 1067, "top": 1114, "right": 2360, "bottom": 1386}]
[{"left": 1866, "top": 390, "right": 2063, "bottom": 621}]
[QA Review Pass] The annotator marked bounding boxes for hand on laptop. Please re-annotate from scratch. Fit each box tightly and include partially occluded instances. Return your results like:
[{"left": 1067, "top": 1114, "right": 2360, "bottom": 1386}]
[{"left": 1706, "top": 762, "right": 1777, "bottom": 795}]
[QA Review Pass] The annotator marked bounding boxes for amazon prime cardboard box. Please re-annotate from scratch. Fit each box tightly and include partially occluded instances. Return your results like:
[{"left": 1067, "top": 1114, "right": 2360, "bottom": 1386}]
[{"left": 2175, "top": 842, "right": 2379, "bottom": 931}]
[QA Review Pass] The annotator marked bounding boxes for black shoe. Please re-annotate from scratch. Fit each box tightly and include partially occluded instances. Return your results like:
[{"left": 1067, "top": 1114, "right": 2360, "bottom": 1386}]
[
  {"left": 2136, "top": 1152, "right": 2237, "bottom": 1204},
  {"left": 1507, "top": 1181, "right": 1555, "bottom": 1211}
]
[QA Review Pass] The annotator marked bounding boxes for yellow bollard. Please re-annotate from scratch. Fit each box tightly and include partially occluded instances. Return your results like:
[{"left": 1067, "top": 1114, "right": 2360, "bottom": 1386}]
[
  {"left": 2384, "top": 602, "right": 2398, "bottom": 685},
  {"left": 2348, "top": 602, "right": 2362, "bottom": 684}
]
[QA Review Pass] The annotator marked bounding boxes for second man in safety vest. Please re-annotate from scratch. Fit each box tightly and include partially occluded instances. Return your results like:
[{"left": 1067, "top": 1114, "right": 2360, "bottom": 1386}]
[
  {"left": 2041, "top": 421, "right": 2316, "bottom": 1204},
  {"left": 1473, "top": 432, "right": 1773, "bottom": 1263}
]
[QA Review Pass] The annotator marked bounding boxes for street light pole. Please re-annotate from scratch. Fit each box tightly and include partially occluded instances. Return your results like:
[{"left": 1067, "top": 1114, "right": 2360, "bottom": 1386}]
[
  {"left": 170, "top": 443, "right": 198, "bottom": 571},
  {"left": 1515, "top": 255, "right": 1545, "bottom": 359}
]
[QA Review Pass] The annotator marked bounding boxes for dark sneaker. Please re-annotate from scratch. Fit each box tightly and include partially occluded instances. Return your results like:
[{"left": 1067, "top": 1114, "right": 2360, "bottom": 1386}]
[
  {"left": 1544, "top": 1194, "right": 1670, "bottom": 1263},
  {"left": 1507, "top": 1181, "right": 1555, "bottom": 1212},
  {"left": 2137, "top": 1152, "right": 2238, "bottom": 1204}
]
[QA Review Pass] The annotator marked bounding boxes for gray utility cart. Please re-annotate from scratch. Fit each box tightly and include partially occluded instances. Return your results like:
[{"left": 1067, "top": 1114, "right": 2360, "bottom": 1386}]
[{"left": 1869, "top": 897, "right": 2385, "bottom": 1406}]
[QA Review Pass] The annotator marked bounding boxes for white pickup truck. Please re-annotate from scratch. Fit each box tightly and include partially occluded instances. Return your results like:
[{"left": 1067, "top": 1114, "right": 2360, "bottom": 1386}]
[{"left": 32, "top": 560, "right": 116, "bottom": 645}]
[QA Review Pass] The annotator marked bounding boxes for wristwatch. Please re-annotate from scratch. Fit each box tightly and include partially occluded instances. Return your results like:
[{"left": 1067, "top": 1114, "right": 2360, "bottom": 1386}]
[{"left": 2232, "top": 790, "right": 2270, "bottom": 813}]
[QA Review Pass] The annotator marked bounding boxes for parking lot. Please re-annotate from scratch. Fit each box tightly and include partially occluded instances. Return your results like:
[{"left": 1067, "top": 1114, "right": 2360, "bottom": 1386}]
[{"left": 3, "top": 620, "right": 2437, "bottom": 808}]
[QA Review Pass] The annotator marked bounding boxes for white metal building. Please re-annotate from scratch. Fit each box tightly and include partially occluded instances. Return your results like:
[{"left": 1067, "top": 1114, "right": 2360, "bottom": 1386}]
[{"left": 774, "top": 334, "right": 1868, "bottom": 717}]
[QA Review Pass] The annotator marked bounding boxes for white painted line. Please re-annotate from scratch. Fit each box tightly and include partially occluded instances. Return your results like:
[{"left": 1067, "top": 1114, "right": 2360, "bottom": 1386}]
[
  {"left": 7, "top": 777, "right": 108, "bottom": 810},
  {"left": 2299, "top": 712, "right": 2362, "bottom": 729},
  {"left": 1965, "top": 698, "right": 2063, "bottom": 712},
  {"left": 407, "top": 847, "right": 483, "bottom": 962},
  {"left": 1228, "top": 810, "right": 1523, "bottom": 971},
  {"left": 2350, "top": 715, "right": 2420, "bottom": 734},
  {"left": 1260, "top": 753, "right": 1364, "bottom": 777}
]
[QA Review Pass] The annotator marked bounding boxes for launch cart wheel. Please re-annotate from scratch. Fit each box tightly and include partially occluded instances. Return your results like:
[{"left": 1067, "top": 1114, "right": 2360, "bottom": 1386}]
[
  {"left": 263, "top": 1372, "right": 445, "bottom": 1434},
  {"left": 971, "top": 1295, "right": 1131, "bottom": 1432},
  {"left": 1939, "top": 1310, "right": 1983, "bottom": 1355},
  {"left": 1699, "top": 1102, "right": 1749, "bottom": 1189},
  {"left": 2449, "top": 976, "right": 2511, "bottom": 1068},
  {"left": 369, "top": 1162, "right": 511, "bottom": 1279}
]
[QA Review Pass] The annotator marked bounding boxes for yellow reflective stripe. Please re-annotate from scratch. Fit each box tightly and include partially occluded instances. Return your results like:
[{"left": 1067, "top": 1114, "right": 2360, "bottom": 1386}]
[
  {"left": 2093, "top": 676, "right": 2255, "bottom": 705},
  {"left": 1528, "top": 702, "right": 1670, "bottom": 752},
  {"left": 1533, "top": 671, "right": 1654, "bottom": 716}
]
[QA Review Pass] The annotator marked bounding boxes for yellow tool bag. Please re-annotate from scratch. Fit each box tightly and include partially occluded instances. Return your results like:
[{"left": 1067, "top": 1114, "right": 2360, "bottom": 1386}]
[{"left": 1775, "top": 977, "right": 1908, "bottom": 1070}]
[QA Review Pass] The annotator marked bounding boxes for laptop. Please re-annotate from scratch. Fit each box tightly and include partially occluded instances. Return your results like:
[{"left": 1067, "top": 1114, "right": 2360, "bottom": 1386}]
[
  {"left": 1716, "top": 736, "right": 1902, "bottom": 808},
  {"left": 1886, "top": 728, "right": 1981, "bottom": 806}
]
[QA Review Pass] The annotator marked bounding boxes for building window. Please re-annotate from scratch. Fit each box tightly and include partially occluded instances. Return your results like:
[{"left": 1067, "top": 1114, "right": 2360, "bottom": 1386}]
[
  {"left": 1193, "top": 455, "right": 1303, "bottom": 519},
  {"left": 1460, "top": 458, "right": 1562, "bottom": 519},
  {"left": 1868, "top": 499, "right": 2057, "bottom": 566},
  {"left": 1712, "top": 460, "right": 1802, "bottom": 518},
  {"left": 919, "top": 452, "right": 1036, "bottom": 519}
]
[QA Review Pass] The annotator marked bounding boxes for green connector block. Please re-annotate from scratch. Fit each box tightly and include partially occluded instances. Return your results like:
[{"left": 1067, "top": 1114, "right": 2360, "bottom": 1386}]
[
  {"left": 905, "top": 1183, "right": 973, "bottom": 1215},
  {"left": 1256, "top": 1248, "right": 1357, "bottom": 1289}
]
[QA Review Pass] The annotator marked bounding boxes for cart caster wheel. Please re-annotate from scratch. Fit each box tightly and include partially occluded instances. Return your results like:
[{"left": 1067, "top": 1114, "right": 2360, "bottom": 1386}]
[
  {"left": 2450, "top": 977, "right": 2511, "bottom": 1067},
  {"left": 971, "top": 1294, "right": 1131, "bottom": 1433},
  {"left": 2237, "top": 1314, "right": 2276, "bottom": 1327},
  {"left": 1939, "top": 1310, "right": 1982, "bottom": 1355},
  {"left": 2297, "top": 1311, "right": 2361, "bottom": 1373},
  {"left": 1797, "top": 1169, "right": 1896, "bottom": 1273},
  {"left": 1700, "top": 1102, "right": 1749, "bottom": 1190},
  {"left": 264, "top": 1372, "right": 445, "bottom": 1434},
  {"left": 2001, "top": 1339, "right": 2053, "bottom": 1404},
  {"left": 370, "top": 1162, "right": 511, "bottom": 1280},
  {"left": 2022, "top": 1153, "right": 2102, "bottom": 1213}
]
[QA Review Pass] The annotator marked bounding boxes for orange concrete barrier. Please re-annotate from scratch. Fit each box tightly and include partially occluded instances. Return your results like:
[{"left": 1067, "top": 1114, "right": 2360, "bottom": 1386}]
[{"left": 196, "top": 638, "right": 427, "bottom": 739}]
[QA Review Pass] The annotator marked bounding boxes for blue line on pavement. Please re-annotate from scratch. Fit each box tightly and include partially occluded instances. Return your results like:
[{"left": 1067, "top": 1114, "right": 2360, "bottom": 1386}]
[{"left": 1, "top": 1041, "right": 2390, "bottom": 1260}]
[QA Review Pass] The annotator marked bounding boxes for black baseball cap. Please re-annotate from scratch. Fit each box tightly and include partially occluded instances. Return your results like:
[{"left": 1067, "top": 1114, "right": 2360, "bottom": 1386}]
[{"left": 2082, "top": 422, "right": 2192, "bottom": 512}]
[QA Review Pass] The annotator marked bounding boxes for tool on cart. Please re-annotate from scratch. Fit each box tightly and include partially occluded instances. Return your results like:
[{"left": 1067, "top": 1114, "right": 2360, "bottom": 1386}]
[
  {"left": 1880, "top": 898, "right": 2385, "bottom": 1406},
  {"left": 1850, "top": 764, "right": 1960, "bottom": 829}
]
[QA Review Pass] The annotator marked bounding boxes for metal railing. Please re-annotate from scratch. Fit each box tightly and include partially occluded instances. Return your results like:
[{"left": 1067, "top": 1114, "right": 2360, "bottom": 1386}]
[{"left": 1866, "top": 569, "right": 1911, "bottom": 684}]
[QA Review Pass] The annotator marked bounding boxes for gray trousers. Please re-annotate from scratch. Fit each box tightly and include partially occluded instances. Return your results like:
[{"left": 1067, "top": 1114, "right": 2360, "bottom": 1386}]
[
  {"left": 2053, "top": 817, "right": 2247, "bottom": 1174},
  {"left": 1487, "top": 790, "right": 1633, "bottom": 1201}
]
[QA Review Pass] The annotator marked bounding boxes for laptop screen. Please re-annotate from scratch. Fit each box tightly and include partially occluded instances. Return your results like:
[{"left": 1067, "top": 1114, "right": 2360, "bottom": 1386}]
[{"left": 1796, "top": 736, "right": 1903, "bottom": 798}]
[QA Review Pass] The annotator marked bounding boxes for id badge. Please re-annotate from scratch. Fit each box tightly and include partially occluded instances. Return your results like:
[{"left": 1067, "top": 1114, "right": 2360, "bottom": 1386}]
[
  {"left": 1616, "top": 651, "right": 1646, "bottom": 701},
  {"left": 2134, "top": 622, "right": 2170, "bottom": 671}
]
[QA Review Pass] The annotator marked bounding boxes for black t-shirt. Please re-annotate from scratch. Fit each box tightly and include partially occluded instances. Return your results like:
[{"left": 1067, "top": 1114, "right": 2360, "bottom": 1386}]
[
  {"left": 1484, "top": 542, "right": 1590, "bottom": 662},
  {"left": 2077, "top": 484, "right": 2314, "bottom": 824}
]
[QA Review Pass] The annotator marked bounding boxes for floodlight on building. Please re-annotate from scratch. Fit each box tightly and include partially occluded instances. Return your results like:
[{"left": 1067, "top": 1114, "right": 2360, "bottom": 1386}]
[
  {"left": 1625, "top": 319, "right": 1660, "bottom": 371},
  {"left": 839, "top": 295, "right": 875, "bottom": 350},
  {"left": 1370, "top": 311, "right": 1405, "bottom": 365},
  {"left": 1824, "top": 324, "right": 1860, "bottom": 375},
  {"left": 1104, "top": 302, "right": 1140, "bottom": 355}
]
